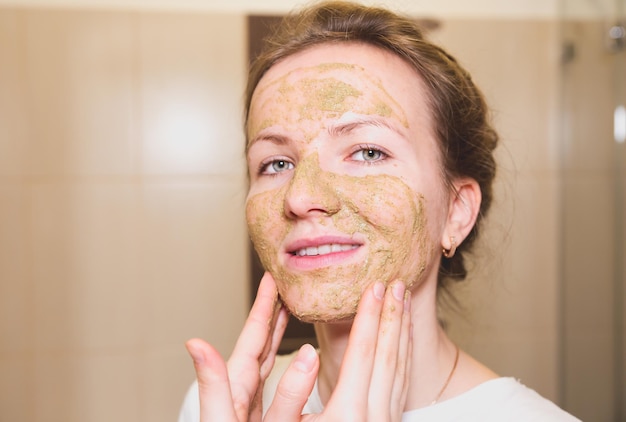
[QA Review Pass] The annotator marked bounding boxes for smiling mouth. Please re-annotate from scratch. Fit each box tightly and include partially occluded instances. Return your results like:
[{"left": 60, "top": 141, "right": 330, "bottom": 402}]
[{"left": 292, "top": 243, "right": 360, "bottom": 257}]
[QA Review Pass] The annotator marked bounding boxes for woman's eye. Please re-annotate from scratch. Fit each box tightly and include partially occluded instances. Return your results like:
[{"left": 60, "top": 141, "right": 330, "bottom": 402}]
[
  {"left": 351, "top": 147, "right": 386, "bottom": 162},
  {"left": 261, "top": 159, "right": 294, "bottom": 175}
]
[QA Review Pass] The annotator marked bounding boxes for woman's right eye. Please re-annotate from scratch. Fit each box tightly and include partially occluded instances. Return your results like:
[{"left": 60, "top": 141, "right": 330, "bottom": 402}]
[{"left": 260, "top": 159, "right": 294, "bottom": 175}]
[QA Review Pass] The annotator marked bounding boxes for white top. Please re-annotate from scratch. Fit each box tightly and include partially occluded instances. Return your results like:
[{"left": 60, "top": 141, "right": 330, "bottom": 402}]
[{"left": 179, "top": 352, "right": 582, "bottom": 422}]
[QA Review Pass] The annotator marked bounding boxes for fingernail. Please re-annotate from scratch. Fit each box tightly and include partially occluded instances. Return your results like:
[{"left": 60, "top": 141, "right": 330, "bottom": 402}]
[
  {"left": 373, "top": 281, "right": 385, "bottom": 300},
  {"left": 293, "top": 343, "right": 317, "bottom": 373},
  {"left": 392, "top": 281, "right": 405, "bottom": 301}
]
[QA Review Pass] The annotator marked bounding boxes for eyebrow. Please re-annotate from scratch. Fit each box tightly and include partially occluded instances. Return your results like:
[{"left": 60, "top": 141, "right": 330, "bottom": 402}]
[
  {"left": 247, "top": 116, "right": 406, "bottom": 152},
  {"left": 327, "top": 116, "right": 405, "bottom": 138},
  {"left": 246, "top": 133, "right": 289, "bottom": 153}
]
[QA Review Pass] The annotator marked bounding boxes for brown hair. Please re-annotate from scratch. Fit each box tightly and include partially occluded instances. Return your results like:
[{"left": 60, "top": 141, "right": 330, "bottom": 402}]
[{"left": 245, "top": 1, "right": 498, "bottom": 288}]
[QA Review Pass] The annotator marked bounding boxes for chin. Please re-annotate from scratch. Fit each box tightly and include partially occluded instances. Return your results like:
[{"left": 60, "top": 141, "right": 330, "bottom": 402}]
[
  {"left": 279, "top": 282, "right": 362, "bottom": 324},
  {"left": 289, "top": 307, "right": 358, "bottom": 324}
]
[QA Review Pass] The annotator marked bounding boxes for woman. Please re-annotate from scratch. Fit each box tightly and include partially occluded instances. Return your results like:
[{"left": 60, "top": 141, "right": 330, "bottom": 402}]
[{"left": 180, "top": 2, "right": 580, "bottom": 421}]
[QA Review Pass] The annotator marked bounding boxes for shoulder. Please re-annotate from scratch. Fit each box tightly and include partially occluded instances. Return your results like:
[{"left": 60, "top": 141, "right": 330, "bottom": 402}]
[
  {"left": 402, "top": 378, "right": 581, "bottom": 422},
  {"left": 482, "top": 378, "right": 581, "bottom": 420}
]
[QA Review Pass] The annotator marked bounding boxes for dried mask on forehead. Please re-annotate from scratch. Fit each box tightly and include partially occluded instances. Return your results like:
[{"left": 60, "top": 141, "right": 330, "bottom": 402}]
[
  {"left": 246, "top": 153, "right": 431, "bottom": 322},
  {"left": 248, "top": 63, "right": 408, "bottom": 143}
]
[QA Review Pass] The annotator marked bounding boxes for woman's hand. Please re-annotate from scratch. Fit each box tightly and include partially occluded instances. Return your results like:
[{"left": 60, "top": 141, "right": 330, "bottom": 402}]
[
  {"left": 186, "top": 277, "right": 412, "bottom": 422},
  {"left": 186, "top": 272, "right": 290, "bottom": 421},
  {"left": 266, "top": 280, "right": 412, "bottom": 422}
]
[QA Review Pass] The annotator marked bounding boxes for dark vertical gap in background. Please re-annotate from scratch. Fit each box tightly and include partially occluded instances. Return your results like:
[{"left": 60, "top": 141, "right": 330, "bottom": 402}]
[{"left": 247, "top": 15, "right": 317, "bottom": 354}]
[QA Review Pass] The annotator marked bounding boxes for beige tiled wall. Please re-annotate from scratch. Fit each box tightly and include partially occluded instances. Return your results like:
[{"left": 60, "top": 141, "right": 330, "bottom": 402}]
[
  {"left": 559, "top": 19, "right": 624, "bottom": 421},
  {"left": 0, "top": 8, "right": 248, "bottom": 421},
  {"left": 0, "top": 8, "right": 598, "bottom": 422},
  {"left": 432, "top": 20, "right": 563, "bottom": 402}
]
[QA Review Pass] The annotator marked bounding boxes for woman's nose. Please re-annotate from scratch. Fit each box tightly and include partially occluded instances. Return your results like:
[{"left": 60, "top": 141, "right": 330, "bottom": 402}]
[{"left": 283, "top": 154, "right": 341, "bottom": 219}]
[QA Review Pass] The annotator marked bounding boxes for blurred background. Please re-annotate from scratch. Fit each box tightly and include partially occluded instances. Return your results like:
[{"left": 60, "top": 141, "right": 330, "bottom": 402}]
[{"left": 0, "top": 0, "right": 624, "bottom": 421}]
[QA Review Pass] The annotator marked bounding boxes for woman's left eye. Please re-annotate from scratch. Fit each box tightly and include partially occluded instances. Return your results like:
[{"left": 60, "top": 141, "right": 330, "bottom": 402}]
[{"left": 350, "top": 146, "right": 387, "bottom": 162}]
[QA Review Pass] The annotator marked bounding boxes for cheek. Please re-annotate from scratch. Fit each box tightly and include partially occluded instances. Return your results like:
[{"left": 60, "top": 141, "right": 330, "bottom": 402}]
[
  {"left": 332, "top": 173, "right": 433, "bottom": 287},
  {"left": 246, "top": 188, "right": 289, "bottom": 273}
]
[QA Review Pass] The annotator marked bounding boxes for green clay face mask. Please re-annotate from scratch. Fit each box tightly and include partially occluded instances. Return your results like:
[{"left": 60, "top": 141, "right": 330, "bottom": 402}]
[
  {"left": 246, "top": 57, "right": 437, "bottom": 322},
  {"left": 246, "top": 153, "right": 431, "bottom": 322},
  {"left": 247, "top": 63, "right": 408, "bottom": 144}
]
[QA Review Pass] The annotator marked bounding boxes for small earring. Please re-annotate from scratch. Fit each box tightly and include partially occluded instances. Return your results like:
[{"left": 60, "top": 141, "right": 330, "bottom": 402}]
[{"left": 442, "top": 236, "right": 457, "bottom": 258}]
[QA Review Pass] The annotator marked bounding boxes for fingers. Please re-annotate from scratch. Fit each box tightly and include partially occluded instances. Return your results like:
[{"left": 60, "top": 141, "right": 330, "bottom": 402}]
[
  {"left": 260, "top": 304, "right": 289, "bottom": 380},
  {"left": 367, "top": 281, "right": 407, "bottom": 419},
  {"left": 184, "top": 273, "right": 288, "bottom": 422},
  {"left": 326, "top": 280, "right": 413, "bottom": 421},
  {"left": 264, "top": 344, "right": 319, "bottom": 420},
  {"left": 390, "top": 287, "right": 413, "bottom": 418},
  {"left": 325, "top": 281, "right": 386, "bottom": 416},
  {"left": 230, "top": 272, "right": 282, "bottom": 364},
  {"left": 185, "top": 338, "right": 238, "bottom": 421},
  {"left": 227, "top": 272, "right": 289, "bottom": 420}
]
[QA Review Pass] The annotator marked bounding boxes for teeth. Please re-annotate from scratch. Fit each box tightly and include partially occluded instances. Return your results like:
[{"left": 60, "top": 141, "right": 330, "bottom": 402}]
[
  {"left": 318, "top": 244, "right": 331, "bottom": 255},
  {"left": 295, "top": 244, "right": 358, "bottom": 257}
]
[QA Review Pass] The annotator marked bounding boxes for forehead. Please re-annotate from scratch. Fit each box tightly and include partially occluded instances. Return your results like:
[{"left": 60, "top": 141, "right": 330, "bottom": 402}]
[
  {"left": 255, "top": 62, "right": 402, "bottom": 118},
  {"left": 248, "top": 42, "right": 431, "bottom": 134}
]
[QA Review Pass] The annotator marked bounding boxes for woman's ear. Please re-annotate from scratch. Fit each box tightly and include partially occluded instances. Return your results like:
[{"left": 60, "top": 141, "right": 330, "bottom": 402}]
[{"left": 441, "top": 178, "right": 482, "bottom": 251}]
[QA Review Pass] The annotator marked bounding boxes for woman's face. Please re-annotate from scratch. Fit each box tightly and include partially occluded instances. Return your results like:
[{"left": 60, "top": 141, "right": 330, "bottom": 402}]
[{"left": 246, "top": 43, "right": 449, "bottom": 322}]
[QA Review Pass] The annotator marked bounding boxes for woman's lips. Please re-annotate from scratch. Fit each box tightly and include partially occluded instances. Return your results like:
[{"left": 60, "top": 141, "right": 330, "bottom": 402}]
[
  {"left": 284, "top": 236, "right": 363, "bottom": 271},
  {"left": 293, "top": 243, "right": 359, "bottom": 256}
]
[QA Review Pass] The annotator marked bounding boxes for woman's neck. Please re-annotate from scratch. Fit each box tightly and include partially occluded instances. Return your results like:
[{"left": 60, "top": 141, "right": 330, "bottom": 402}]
[{"left": 312, "top": 278, "right": 460, "bottom": 410}]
